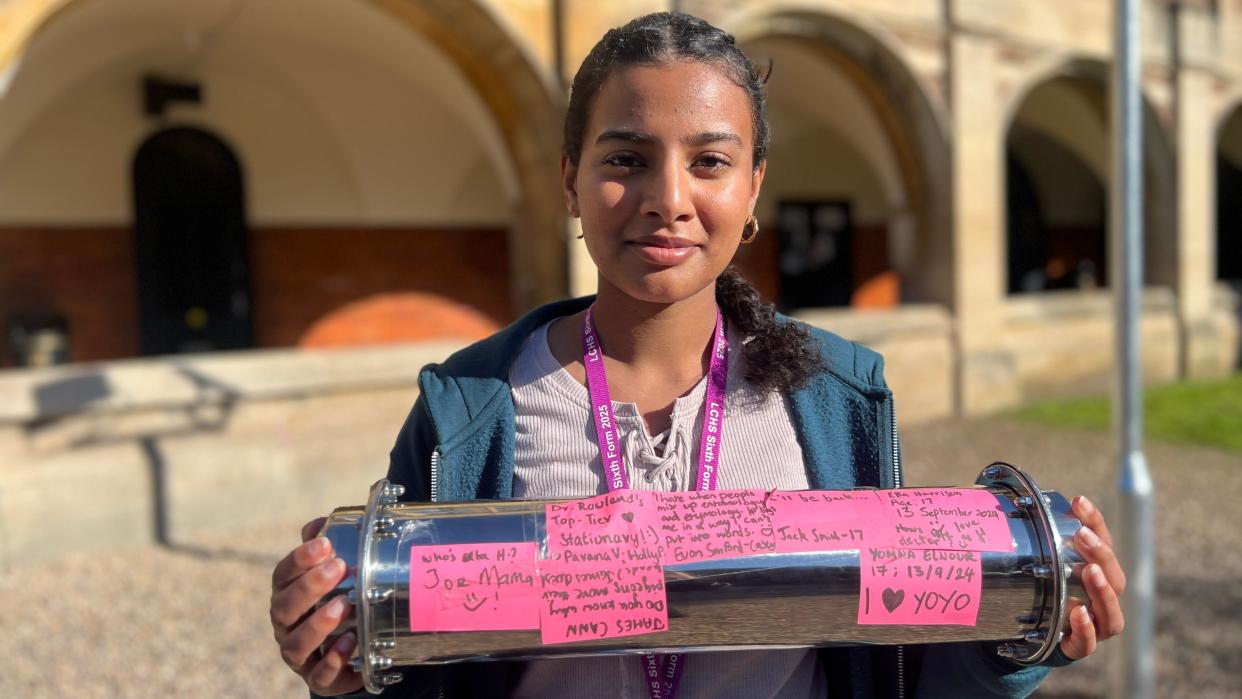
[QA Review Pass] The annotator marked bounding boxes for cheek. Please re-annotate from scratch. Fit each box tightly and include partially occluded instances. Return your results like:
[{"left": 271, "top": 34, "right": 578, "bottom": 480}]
[
  {"left": 698, "top": 179, "right": 752, "bottom": 237},
  {"left": 580, "top": 180, "right": 631, "bottom": 229}
]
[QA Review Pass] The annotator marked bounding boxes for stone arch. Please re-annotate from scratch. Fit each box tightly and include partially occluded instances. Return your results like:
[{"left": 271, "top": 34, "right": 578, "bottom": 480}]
[
  {"left": 719, "top": 8, "right": 952, "bottom": 306},
  {"left": 1002, "top": 57, "right": 1177, "bottom": 293},
  {"left": 0, "top": 0, "right": 568, "bottom": 311},
  {"left": 1217, "top": 101, "right": 1242, "bottom": 282}
]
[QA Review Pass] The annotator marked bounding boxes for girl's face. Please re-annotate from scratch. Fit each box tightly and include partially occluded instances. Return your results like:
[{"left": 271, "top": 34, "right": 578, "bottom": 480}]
[{"left": 563, "top": 59, "right": 765, "bottom": 305}]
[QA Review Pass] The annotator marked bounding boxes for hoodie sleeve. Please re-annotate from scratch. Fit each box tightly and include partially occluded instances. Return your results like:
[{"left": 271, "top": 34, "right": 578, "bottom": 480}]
[
  {"left": 875, "top": 341, "right": 1072, "bottom": 698},
  {"left": 385, "top": 393, "right": 436, "bottom": 503},
  {"left": 913, "top": 639, "right": 1074, "bottom": 697}
]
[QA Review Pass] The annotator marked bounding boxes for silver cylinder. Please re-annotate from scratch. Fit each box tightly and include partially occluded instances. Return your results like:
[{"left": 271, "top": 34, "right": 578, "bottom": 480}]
[{"left": 319, "top": 463, "right": 1086, "bottom": 694}]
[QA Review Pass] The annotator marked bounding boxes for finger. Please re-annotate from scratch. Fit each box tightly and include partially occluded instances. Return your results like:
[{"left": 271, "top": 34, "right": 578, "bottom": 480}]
[
  {"left": 271, "top": 557, "right": 348, "bottom": 630},
  {"left": 1073, "top": 496, "right": 1113, "bottom": 549},
  {"left": 1060, "top": 603, "right": 1097, "bottom": 660},
  {"left": 1076, "top": 526, "right": 1127, "bottom": 597},
  {"left": 302, "top": 517, "right": 328, "bottom": 543},
  {"left": 307, "top": 631, "right": 363, "bottom": 696},
  {"left": 279, "top": 594, "right": 353, "bottom": 671},
  {"left": 1083, "top": 562, "right": 1125, "bottom": 640},
  {"left": 272, "top": 536, "right": 335, "bottom": 591}
]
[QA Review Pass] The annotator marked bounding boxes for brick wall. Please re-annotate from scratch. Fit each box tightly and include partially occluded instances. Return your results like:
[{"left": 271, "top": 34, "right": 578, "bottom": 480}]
[
  {"left": 249, "top": 228, "right": 512, "bottom": 347},
  {"left": 0, "top": 227, "right": 512, "bottom": 367},
  {"left": 0, "top": 228, "right": 139, "bottom": 366}
]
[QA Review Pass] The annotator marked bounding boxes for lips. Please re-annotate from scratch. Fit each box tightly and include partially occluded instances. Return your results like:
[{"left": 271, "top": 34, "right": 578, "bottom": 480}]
[{"left": 627, "top": 236, "right": 702, "bottom": 266}]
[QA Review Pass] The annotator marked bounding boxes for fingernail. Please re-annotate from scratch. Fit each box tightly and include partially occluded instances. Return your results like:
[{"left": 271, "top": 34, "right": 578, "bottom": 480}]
[
  {"left": 1076, "top": 605, "right": 1092, "bottom": 623},
  {"left": 307, "top": 537, "right": 327, "bottom": 557},
  {"left": 1079, "top": 526, "right": 1101, "bottom": 548},
  {"left": 1078, "top": 496, "right": 1095, "bottom": 516},
  {"left": 1090, "top": 564, "right": 1108, "bottom": 588},
  {"left": 320, "top": 557, "right": 345, "bottom": 580},
  {"left": 325, "top": 596, "right": 346, "bottom": 619},
  {"left": 333, "top": 631, "right": 357, "bottom": 655}
]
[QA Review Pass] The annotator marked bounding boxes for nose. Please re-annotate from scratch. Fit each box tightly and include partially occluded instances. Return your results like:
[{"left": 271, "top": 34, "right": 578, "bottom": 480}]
[{"left": 641, "top": 160, "right": 695, "bottom": 225}]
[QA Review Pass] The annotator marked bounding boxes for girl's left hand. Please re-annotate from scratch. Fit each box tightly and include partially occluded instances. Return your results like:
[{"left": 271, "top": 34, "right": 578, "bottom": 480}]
[{"left": 1060, "top": 495, "right": 1127, "bottom": 659}]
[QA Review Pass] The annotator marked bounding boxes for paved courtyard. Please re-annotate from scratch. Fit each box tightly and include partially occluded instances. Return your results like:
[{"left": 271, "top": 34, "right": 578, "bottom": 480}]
[{"left": 3, "top": 417, "right": 1238, "bottom": 698}]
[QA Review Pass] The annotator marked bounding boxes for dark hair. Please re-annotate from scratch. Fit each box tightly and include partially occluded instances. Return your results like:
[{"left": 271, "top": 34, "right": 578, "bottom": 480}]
[
  {"left": 563, "top": 12, "right": 769, "bottom": 170},
  {"left": 564, "top": 12, "right": 823, "bottom": 393}
]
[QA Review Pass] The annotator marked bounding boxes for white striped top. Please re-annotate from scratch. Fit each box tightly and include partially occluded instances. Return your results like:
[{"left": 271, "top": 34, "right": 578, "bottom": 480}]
[{"left": 510, "top": 318, "right": 825, "bottom": 699}]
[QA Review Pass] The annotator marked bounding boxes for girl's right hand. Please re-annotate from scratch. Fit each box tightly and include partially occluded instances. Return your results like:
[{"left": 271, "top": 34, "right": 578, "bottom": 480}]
[{"left": 270, "top": 517, "right": 363, "bottom": 696}]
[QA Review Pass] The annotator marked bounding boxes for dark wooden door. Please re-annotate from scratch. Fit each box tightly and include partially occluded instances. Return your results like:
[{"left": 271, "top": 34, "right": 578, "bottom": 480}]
[{"left": 133, "top": 127, "right": 254, "bottom": 355}]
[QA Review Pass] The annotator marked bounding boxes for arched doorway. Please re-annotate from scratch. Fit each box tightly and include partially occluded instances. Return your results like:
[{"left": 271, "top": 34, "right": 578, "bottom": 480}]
[
  {"left": 1004, "top": 64, "right": 1176, "bottom": 294},
  {"left": 1218, "top": 105, "right": 1242, "bottom": 283},
  {"left": 731, "top": 12, "right": 950, "bottom": 310},
  {"left": 0, "top": 0, "right": 565, "bottom": 363},
  {"left": 133, "top": 127, "right": 253, "bottom": 355}
]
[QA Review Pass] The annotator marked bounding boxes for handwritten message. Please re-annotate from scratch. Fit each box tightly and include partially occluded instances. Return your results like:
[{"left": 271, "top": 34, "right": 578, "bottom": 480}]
[
  {"left": 545, "top": 490, "right": 662, "bottom": 566},
  {"left": 878, "top": 488, "right": 1014, "bottom": 552},
  {"left": 656, "top": 490, "right": 778, "bottom": 565},
  {"left": 408, "top": 542, "right": 541, "bottom": 632},
  {"left": 767, "top": 490, "right": 896, "bottom": 553},
  {"left": 404, "top": 488, "right": 1012, "bottom": 638},
  {"left": 538, "top": 559, "right": 668, "bottom": 644},
  {"left": 857, "top": 547, "right": 982, "bottom": 626}
]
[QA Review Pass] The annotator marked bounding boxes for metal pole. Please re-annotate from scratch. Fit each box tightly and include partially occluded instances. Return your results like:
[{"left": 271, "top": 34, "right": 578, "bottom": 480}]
[{"left": 1110, "top": 1, "right": 1155, "bottom": 698}]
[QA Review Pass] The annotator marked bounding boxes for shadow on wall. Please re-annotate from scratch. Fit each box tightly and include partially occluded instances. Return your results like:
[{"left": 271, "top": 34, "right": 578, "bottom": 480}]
[{"left": 23, "top": 364, "right": 266, "bottom": 564}]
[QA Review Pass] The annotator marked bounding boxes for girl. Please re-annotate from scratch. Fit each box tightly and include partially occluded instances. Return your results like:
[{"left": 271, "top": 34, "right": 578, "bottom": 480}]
[{"left": 270, "top": 12, "right": 1125, "bottom": 698}]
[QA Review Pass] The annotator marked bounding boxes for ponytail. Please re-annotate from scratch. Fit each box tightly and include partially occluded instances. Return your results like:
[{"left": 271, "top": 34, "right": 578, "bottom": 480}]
[{"left": 715, "top": 267, "right": 824, "bottom": 393}]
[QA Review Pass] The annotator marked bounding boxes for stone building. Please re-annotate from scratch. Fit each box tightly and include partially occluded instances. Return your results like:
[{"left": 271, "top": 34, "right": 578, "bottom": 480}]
[{"left": 0, "top": 0, "right": 1239, "bottom": 424}]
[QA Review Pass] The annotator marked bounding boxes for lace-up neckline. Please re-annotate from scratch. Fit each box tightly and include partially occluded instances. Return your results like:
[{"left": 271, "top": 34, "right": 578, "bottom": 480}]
[{"left": 623, "top": 423, "right": 693, "bottom": 488}]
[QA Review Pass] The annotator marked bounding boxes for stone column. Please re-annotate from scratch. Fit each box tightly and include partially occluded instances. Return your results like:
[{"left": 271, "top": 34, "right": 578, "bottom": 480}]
[
  {"left": 1176, "top": 64, "right": 1227, "bottom": 377},
  {"left": 949, "top": 30, "right": 1019, "bottom": 414}
]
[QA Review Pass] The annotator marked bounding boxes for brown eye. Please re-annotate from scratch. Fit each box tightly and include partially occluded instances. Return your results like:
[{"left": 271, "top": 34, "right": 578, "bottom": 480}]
[
  {"left": 602, "top": 153, "right": 644, "bottom": 169},
  {"left": 693, "top": 154, "right": 732, "bottom": 171}
]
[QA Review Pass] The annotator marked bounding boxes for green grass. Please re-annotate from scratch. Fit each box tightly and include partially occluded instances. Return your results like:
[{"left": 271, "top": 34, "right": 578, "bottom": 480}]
[{"left": 1013, "top": 372, "right": 1242, "bottom": 454}]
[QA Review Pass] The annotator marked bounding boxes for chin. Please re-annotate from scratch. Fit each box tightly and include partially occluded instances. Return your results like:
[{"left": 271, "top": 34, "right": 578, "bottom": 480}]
[{"left": 605, "top": 266, "right": 717, "bottom": 306}]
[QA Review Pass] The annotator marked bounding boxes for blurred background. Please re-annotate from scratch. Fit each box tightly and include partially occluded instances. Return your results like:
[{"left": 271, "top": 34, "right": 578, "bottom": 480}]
[{"left": 0, "top": 0, "right": 1239, "bottom": 697}]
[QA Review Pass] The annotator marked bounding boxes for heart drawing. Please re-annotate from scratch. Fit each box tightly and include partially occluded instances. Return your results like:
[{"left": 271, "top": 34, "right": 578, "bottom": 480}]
[
  {"left": 882, "top": 588, "right": 905, "bottom": 613},
  {"left": 621, "top": 512, "right": 634, "bottom": 523}
]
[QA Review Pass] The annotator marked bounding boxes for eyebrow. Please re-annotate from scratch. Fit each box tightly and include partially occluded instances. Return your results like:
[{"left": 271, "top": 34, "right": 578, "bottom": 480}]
[{"left": 594, "top": 129, "right": 743, "bottom": 148}]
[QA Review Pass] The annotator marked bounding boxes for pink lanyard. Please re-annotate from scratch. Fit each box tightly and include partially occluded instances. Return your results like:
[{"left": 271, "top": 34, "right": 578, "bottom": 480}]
[{"left": 582, "top": 305, "right": 729, "bottom": 699}]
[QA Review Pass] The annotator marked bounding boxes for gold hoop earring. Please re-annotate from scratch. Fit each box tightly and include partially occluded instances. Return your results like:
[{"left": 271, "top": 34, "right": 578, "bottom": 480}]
[{"left": 740, "top": 215, "right": 760, "bottom": 244}]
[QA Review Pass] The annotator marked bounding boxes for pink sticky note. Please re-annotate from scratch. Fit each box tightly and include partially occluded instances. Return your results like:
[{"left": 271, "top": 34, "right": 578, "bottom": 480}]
[
  {"left": 545, "top": 490, "right": 663, "bottom": 566},
  {"left": 655, "top": 490, "right": 778, "bottom": 565},
  {"left": 879, "top": 488, "right": 1014, "bottom": 552},
  {"left": 537, "top": 558, "right": 669, "bottom": 644},
  {"left": 768, "top": 490, "right": 896, "bottom": 553},
  {"left": 857, "top": 547, "right": 982, "bottom": 626},
  {"left": 409, "top": 542, "right": 540, "bottom": 632}
]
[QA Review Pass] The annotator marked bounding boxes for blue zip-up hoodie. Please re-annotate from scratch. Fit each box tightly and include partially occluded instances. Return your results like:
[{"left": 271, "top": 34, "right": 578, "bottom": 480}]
[{"left": 364, "top": 297, "right": 1064, "bottom": 698}]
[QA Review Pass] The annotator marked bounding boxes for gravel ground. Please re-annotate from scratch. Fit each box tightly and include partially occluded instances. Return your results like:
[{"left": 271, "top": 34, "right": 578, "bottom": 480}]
[{"left": 3, "top": 417, "right": 1239, "bottom": 698}]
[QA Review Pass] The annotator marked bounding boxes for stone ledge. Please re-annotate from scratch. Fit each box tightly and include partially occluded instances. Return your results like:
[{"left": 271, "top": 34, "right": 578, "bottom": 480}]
[
  {"left": 792, "top": 303, "right": 953, "bottom": 344},
  {"left": 795, "top": 304, "right": 955, "bottom": 424},
  {"left": 0, "top": 340, "right": 467, "bottom": 425},
  {"left": 1004, "top": 286, "right": 1176, "bottom": 323}
]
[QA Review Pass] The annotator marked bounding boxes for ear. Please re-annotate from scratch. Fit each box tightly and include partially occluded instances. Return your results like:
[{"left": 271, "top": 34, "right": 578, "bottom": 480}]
[
  {"left": 747, "top": 160, "right": 767, "bottom": 216},
  {"left": 560, "top": 155, "right": 581, "bottom": 218}
]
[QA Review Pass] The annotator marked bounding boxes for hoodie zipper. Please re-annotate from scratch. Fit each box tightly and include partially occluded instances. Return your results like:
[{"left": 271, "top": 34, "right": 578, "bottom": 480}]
[
  {"left": 429, "top": 447, "right": 443, "bottom": 698},
  {"left": 890, "top": 397, "right": 905, "bottom": 699},
  {"left": 429, "top": 448, "right": 440, "bottom": 503}
]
